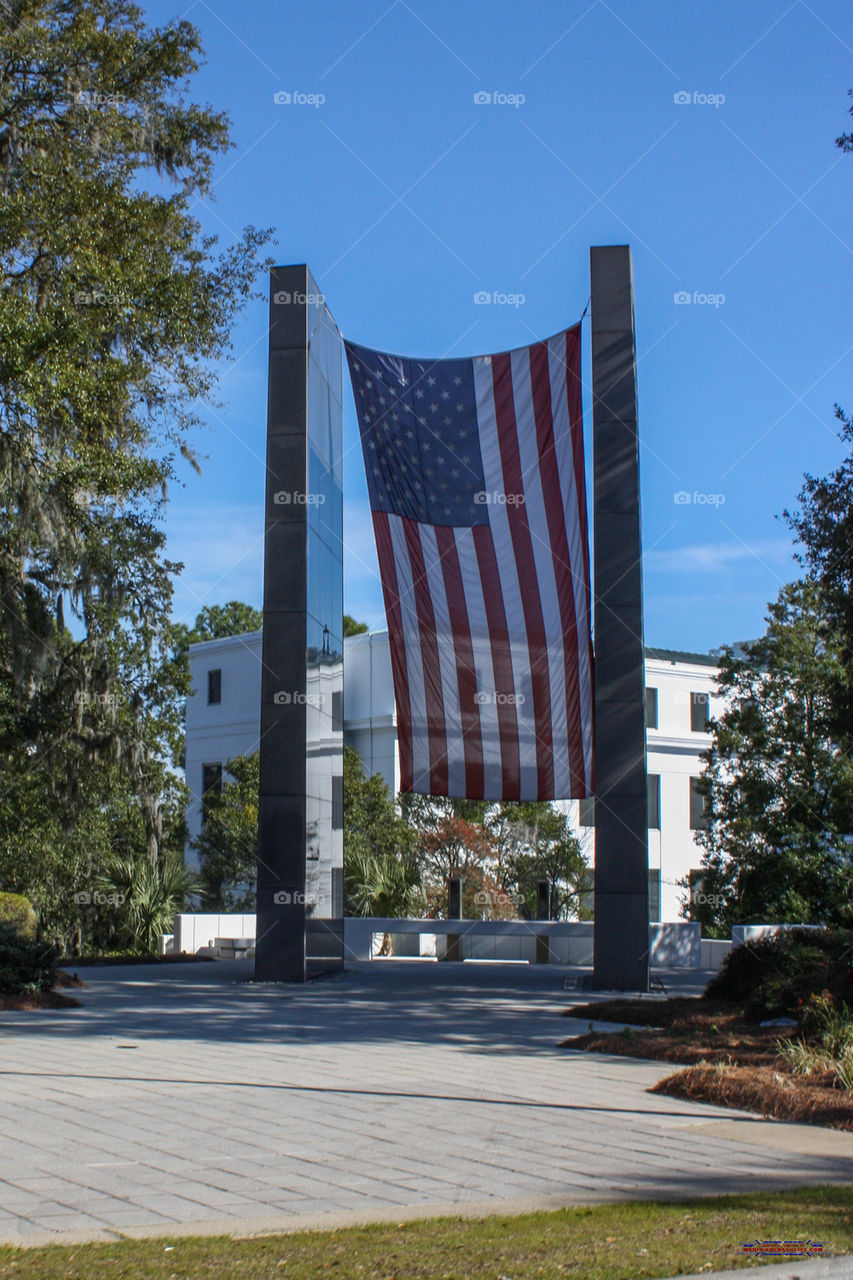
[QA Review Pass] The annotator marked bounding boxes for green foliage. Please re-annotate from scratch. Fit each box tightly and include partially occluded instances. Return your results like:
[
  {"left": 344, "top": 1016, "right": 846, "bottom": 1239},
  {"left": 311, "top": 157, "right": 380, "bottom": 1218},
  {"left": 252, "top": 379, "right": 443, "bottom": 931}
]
[
  {"left": 343, "top": 747, "right": 419, "bottom": 917},
  {"left": 187, "top": 603, "right": 263, "bottom": 644},
  {"left": 487, "top": 802, "right": 590, "bottom": 921},
  {"left": 0, "top": 3, "right": 269, "bottom": 947},
  {"left": 0, "top": 892, "right": 36, "bottom": 939},
  {"left": 342, "top": 615, "right": 369, "bottom": 637},
  {"left": 691, "top": 581, "right": 853, "bottom": 932},
  {"left": 190, "top": 753, "right": 258, "bottom": 910},
  {"left": 0, "top": 922, "right": 55, "bottom": 994},
  {"left": 787, "top": 407, "right": 853, "bottom": 738},
  {"left": 705, "top": 928, "right": 853, "bottom": 1019},
  {"left": 96, "top": 851, "right": 200, "bottom": 955}
]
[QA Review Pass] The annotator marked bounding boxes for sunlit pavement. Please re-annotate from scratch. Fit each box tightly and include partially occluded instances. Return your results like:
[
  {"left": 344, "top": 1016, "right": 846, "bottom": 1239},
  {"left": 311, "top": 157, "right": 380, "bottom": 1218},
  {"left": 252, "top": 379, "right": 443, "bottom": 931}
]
[{"left": 0, "top": 959, "right": 851, "bottom": 1244}]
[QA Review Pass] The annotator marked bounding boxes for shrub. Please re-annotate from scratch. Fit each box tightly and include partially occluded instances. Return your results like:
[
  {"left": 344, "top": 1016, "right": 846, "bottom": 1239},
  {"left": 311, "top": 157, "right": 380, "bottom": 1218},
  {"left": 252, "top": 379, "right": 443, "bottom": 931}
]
[
  {"left": 0, "top": 892, "right": 37, "bottom": 939},
  {"left": 0, "top": 923, "right": 56, "bottom": 994},
  {"left": 705, "top": 928, "right": 853, "bottom": 1019},
  {"left": 777, "top": 994, "right": 853, "bottom": 1092}
]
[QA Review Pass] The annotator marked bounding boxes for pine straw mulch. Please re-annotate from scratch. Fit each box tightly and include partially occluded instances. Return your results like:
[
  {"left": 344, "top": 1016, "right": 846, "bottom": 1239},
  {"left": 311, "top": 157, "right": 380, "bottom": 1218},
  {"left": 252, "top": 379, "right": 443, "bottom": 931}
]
[
  {"left": 651, "top": 1061, "right": 853, "bottom": 1129},
  {"left": 561, "top": 996, "right": 853, "bottom": 1130}
]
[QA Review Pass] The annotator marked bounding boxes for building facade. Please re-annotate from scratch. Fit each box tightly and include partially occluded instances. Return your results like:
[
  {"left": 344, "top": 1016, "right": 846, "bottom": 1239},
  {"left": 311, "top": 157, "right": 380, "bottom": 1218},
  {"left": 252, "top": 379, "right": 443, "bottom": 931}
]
[{"left": 185, "top": 630, "right": 719, "bottom": 923}]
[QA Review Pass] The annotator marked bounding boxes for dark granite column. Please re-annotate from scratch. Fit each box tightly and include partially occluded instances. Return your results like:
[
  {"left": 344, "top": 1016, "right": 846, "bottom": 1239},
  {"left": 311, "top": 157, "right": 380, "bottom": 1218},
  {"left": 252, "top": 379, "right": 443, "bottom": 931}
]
[
  {"left": 590, "top": 245, "right": 650, "bottom": 992},
  {"left": 254, "top": 265, "right": 344, "bottom": 982}
]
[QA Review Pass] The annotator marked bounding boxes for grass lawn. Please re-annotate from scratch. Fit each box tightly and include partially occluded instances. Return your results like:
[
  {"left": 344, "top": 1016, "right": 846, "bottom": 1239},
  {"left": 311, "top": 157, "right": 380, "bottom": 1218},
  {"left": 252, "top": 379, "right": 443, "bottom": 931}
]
[{"left": 0, "top": 1186, "right": 850, "bottom": 1279}]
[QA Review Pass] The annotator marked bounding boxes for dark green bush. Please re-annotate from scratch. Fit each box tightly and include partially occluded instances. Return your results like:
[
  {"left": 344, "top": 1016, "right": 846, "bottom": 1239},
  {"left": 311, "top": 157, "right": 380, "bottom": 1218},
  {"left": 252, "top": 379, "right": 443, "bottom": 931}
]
[
  {"left": 705, "top": 928, "right": 853, "bottom": 1019},
  {"left": 0, "top": 923, "right": 56, "bottom": 994}
]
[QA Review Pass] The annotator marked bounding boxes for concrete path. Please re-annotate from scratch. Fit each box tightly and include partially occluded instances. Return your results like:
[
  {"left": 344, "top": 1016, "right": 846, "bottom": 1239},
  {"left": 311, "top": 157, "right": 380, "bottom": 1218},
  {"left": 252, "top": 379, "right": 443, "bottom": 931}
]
[{"left": 0, "top": 959, "right": 850, "bottom": 1245}]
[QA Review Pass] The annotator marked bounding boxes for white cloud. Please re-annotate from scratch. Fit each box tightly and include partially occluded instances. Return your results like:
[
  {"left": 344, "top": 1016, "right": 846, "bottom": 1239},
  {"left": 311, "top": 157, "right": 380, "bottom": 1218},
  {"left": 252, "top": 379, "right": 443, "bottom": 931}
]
[{"left": 644, "top": 537, "right": 795, "bottom": 575}]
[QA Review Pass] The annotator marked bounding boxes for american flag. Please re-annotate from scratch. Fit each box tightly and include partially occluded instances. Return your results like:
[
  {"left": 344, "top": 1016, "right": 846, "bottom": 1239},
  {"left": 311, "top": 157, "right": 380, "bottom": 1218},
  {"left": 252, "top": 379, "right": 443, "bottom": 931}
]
[{"left": 345, "top": 325, "right": 593, "bottom": 801}]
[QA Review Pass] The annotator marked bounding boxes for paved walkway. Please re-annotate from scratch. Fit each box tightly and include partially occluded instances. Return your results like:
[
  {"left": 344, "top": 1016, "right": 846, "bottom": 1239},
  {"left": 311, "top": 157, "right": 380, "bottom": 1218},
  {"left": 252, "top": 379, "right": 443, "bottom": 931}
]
[{"left": 0, "top": 959, "right": 851, "bottom": 1244}]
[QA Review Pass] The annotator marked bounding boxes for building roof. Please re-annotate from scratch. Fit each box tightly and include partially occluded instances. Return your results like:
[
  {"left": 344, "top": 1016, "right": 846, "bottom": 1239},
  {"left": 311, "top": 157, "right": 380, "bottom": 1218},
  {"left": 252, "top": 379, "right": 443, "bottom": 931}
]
[{"left": 644, "top": 646, "right": 719, "bottom": 668}]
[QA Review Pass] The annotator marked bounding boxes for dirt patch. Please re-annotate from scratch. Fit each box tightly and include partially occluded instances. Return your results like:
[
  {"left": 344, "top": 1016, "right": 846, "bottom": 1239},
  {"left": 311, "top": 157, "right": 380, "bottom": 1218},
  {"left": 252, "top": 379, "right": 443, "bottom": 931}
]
[
  {"left": 0, "top": 990, "right": 80, "bottom": 1010},
  {"left": 54, "top": 969, "right": 86, "bottom": 988},
  {"left": 652, "top": 1062, "right": 853, "bottom": 1131},
  {"left": 562, "top": 997, "right": 782, "bottom": 1066}
]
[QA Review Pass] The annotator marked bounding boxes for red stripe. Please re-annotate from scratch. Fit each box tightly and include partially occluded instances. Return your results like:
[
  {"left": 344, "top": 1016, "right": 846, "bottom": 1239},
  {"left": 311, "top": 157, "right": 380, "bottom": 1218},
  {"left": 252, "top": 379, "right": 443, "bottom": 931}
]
[
  {"left": 372, "top": 513, "right": 413, "bottom": 792},
  {"left": 529, "top": 339, "right": 585, "bottom": 794},
  {"left": 491, "top": 352, "right": 554, "bottom": 799},
  {"left": 566, "top": 325, "right": 594, "bottom": 794},
  {"left": 473, "top": 526, "right": 521, "bottom": 800},
  {"left": 566, "top": 325, "right": 591, "bottom": 620},
  {"left": 402, "top": 518, "right": 449, "bottom": 796},
  {"left": 434, "top": 527, "right": 485, "bottom": 799}
]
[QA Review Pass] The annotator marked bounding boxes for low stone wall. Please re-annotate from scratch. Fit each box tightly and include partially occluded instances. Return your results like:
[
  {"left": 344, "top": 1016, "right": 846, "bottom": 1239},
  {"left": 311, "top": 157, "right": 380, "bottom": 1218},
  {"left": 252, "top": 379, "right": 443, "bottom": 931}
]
[{"left": 168, "top": 913, "right": 719, "bottom": 969}]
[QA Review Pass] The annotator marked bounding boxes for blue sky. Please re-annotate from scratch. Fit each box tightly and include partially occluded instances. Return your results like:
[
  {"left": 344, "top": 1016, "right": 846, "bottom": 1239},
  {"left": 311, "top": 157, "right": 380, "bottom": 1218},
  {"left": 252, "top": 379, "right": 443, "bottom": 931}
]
[{"left": 146, "top": 0, "right": 853, "bottom": 652}]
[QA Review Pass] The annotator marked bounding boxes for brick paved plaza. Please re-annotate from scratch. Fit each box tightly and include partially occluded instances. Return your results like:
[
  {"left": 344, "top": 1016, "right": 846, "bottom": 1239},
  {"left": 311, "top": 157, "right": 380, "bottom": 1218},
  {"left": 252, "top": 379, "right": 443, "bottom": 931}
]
[{"left": 0, "top": 960, "right": 851, "bottom": 1244}]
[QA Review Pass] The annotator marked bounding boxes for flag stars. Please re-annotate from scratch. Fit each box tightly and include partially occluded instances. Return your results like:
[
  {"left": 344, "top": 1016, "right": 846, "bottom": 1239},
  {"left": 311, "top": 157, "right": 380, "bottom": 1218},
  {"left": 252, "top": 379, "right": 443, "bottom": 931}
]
[
  {"left": 427, "top": 375, "right": 436, "bottom": 386},
  {"left": 414, "top": 388, "right": 424, "bottom": 399},
  {"left": 453, "top": 376, "right": 462, "bottom": 385},
  {"left": 441, "top": 390, "right": 450, "bottom": 400}
]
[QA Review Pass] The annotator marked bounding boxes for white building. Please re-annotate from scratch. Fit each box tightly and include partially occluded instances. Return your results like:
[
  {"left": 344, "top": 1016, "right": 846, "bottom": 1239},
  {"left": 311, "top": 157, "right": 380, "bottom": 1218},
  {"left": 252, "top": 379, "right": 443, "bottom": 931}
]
[{"left": 185, "top": 631, "right": 719, "bottom": 923}]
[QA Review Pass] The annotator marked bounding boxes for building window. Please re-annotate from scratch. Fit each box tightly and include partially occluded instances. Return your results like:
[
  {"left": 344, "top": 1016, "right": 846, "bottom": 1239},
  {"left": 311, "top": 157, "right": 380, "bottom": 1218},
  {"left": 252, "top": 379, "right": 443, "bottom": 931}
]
[
  {"left": 648, "top": 869, "right": 661, "bottom": 922},
  {"left": 690, "top": 690, "right": 709, "bottom": 732},
  {"left": 207, "top": 668, "right": 222, "bottom": 706},
  {"left": 331, "top": 774, "right": 343, "bottom": 830},
  {"left": 201, "top": 762, "right": 223, "bottom": 824},
  {"left": 645, "top": 686, "right": 658, "bottom": 730},
  {"left": 647, "top": 773, "right": 661, "bottom": 830},
  {"left": 690, "top": 776, "right": 708, "bottom": 830},
  {"left": 332, "top": 689, "right": 343, "bottom": 732},
  {"left": 578, "top": 795, "right": 595, "bottom": 828}
]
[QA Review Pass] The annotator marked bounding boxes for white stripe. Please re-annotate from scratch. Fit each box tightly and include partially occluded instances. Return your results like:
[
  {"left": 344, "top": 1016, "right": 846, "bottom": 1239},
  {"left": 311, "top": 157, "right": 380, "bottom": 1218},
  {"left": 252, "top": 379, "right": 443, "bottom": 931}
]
[
  {"left": 454, "top": 527, "right": 503, "bottom": 798},
  {"left": 548, "top": 333, "right": 594, "bottom": 790},
  {"left": 474, "top": 355, "right": 539, "bottom": 800},
  {"left": 419, "top": 525, "right": 466, "bottom": 798},
  {"left": 387, "top": 515, "right": 433, "bottom": 793},
  {"left": 509, "top": 347, "right": 571, "bottom": 797}
]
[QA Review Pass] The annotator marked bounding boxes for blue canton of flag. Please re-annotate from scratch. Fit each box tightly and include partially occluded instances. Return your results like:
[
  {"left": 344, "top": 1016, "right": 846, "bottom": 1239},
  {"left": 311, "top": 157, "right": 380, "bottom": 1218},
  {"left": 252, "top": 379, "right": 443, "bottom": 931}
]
[{"left": 346, "top": 344, "right": 489, "bottom": 527}]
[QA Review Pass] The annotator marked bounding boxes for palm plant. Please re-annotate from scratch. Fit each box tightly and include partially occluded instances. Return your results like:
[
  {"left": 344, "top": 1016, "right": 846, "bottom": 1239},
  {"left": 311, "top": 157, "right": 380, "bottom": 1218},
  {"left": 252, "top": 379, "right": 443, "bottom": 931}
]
[{"left": 97, "top": 853, "right": 200, "bottom": 954}]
